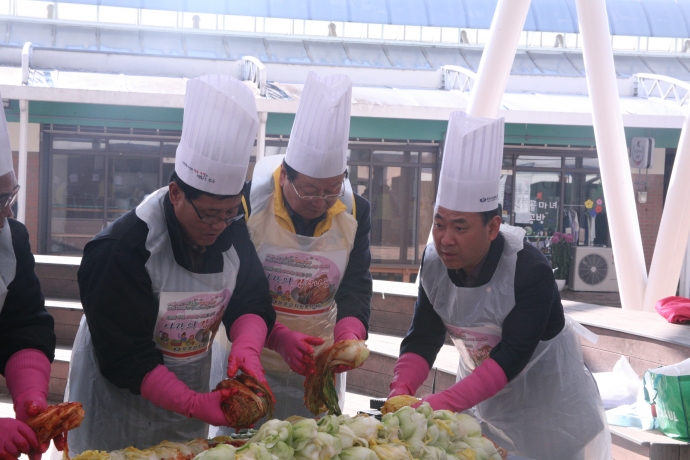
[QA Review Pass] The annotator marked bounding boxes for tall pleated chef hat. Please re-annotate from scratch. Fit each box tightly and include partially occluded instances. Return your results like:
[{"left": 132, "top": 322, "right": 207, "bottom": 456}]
[
  {"left": 437, "top": 111, "right": 504, "bottom": 213},
  {"left": 0, "top": 96, "right": 13, "bottom": 177},
  {"left": 284, "top": 72, "right": 352, "bottom": 178},
  {"left": 175, "top": 75, "right": 258, "bottom": 195}
]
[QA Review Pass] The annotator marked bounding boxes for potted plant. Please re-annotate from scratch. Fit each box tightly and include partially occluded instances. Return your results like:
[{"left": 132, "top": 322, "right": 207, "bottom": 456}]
[{"left": 550, "top": 231, "right": 573, "bottom": 291}]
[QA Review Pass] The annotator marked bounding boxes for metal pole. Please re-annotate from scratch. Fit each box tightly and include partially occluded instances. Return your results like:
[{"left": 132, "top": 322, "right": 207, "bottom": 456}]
[
  {"left": 17, "top": 100, "right": 28, "bottom": 223},
  {"left": 466, "top": 0, "right": 532, "bottom": 118},
  {"left": 643, "top": 111, "right": 690, "bottom": 311},
  {"left": 17, "top": 42, "right": 31, "bottom": 224},
  {"left": 256, "top": 112, "right": 267, "bottom": 162},
  {"left": 417, "top": 0, "right": 532, "bottom": 288},
  {"left": 575, "top": 0, "right": 647, "bottom": 310}
]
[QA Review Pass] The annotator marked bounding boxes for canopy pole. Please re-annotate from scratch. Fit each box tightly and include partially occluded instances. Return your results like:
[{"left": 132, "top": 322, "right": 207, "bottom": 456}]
[
  {"left": 17, "top": 42, "right": 31, "bottom": 224},
  {"left": 644, "top": 111, "right": 690, "bottom": 310},
  {"left": 575, "top": 0, "right": 647, "bottom": 310},
  {"left": 466, "top": 0, "right": 532, "bottom": 118},
  {"left": 256, "top": 112, "right": 267, "bottom": 162},
  {"left": 418, "top": 0, "right": 531, "bottom": 286}
]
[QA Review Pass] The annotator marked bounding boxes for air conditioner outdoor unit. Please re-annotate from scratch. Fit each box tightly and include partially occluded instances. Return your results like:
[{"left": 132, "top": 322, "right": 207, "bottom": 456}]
[{"left": 568, "top": 246, "right": 619, "bottom": 292}]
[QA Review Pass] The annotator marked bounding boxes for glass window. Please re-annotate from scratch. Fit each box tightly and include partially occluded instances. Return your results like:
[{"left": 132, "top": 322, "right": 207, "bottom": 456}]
[
  {"left": 163, "top": 142, "right": 179, "bottom": 156},
  {"left": 162, "top": 157, "right": 175, "bottom": 184},
  {"left": 564, "top": 173, "right": 609, "bottom": 246},
  {"left": 513, "top": 171, "right": 561, "bottom": 238},
  {"left": 564, "top": 157, "right": 577, "bottom": 168},
  {"left": 109, "top": 139, "right": 161, "bottom": 155},
  {"left": 264, "top": 145, "right": 287, "bottom": 156},
  {"left": 50, "top": 154, "right": 106, "bottom": 254},
  {"left": 417, "top": 167, "right": 436, "bottom": 257},
  {"left": 107, "top": 157, "right": 160, "bottom": 222},
  {"left": 370, "top": 166, "right": 416, "bottom": 263},
  {"left": 499, "top": 171, "right": 513, "bottom": 224},
  {"left": 516, "top": 155, "right": 562, "bottom": 168},
  {"left": 47, "top": 134, "right": 176, "bottom": 255},
  {"left": 349, "top": 149, "right": 371, "bottom": 162},
  {"left": 373, "top": 150, "right": 417, "bottom": 163},
  {"left": 53, "top": 138, "right": 105, "bottom": 150},
  {"left": 348, "top": 165, "right": 370, "bottom": 198},
  {"left": 420, "top": 151, "right": 436, "bottom": 164},
  {"left": 582, "top": 157, "right": 599, "bottom": 169}
]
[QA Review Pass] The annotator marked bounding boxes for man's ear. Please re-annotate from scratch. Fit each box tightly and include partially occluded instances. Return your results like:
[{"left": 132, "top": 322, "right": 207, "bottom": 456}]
[
  {"left": 487, "top": 215, "right": 502, "bottom": 241},
  {"left": 278, "top": 165, "right": 288, "bottom": 188},
  {"left": 169, "top": 181, "right": 183, "bottom": 206}
]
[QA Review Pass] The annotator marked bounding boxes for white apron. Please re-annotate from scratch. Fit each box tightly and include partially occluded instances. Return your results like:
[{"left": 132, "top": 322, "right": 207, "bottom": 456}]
[
  {"left": 247, "top": 154, "right": 357, "bottom": 421},
  {"left": 0, "top": 221, "right": 16, "bottom": 313},
  {"left": 421, "top": 226, "right": 610, "bottom": 460},
  {"left": 66, "top": 187, "right": 240, "bottom": 454}
]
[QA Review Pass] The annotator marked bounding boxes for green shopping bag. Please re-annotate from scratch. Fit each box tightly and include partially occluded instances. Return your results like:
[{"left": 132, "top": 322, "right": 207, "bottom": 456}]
[{"left": 644, "top": 364, "right": 690, "bottom": 441}]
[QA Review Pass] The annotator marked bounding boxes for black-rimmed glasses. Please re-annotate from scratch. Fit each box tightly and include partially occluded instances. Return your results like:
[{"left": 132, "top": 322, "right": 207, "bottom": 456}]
[
  {"left": 0, "top": 185, "right": 19, "bottom": 209},
  {"left": 187, "top": 198, "right": 244, "bottom": 225}
]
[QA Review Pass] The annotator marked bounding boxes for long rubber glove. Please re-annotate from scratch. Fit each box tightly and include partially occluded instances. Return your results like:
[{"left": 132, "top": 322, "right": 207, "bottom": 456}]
[
  {"left": 5, "top": 349, "right": 53, "bottom": 460},
  {"left": 416, "top": 358, "right": 508, "bottom": 412},
  {"left": 140, "top": 364, "right": 237, "bottom": 426},
  {"left": 227, "top": 314, "right": 275, "bottom": 402},
  {"left": 332, "top": 317, "right": 367, "bottom": 373},
  {"left": 388, "top": 352, "right": 431, "bottom": 398},
  {"left": 265, "top": 323, "right": 324, "bottom": 376},
  {"left": 0, "top": 418, "right": 40, "bottom": 460}
]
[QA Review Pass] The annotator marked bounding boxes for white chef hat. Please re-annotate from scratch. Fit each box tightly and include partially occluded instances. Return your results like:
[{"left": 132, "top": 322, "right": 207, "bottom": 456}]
[
  {"left": 175, "top": 75, "right": 258, "bottom": 195},
  {"left": 284, "top": 72, "right": 351, "bottom": 179},
  {"left": 437, "top": 111, "right": 504, "bottom": 213},
  {"left": 0, "top": 97, "right": 13, "bottom": 177}
]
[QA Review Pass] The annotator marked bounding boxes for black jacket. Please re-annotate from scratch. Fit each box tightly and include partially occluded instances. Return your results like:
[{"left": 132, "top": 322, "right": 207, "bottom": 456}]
[
  {"left": 0, "top": 218, "right": 55, "bottom": 375},
  {"left": 78, "top": 193, "right": 275, "bottom": 394},
  {"left": 400, "top": 233, "right": 565, "bottom": 381}
]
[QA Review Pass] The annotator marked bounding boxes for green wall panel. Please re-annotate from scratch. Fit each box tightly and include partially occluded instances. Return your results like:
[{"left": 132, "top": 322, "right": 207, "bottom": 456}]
[
  {"left": 23, "top": 101, "right": 184, "bottom": 130},
  {"left": 3, "top": 101, "right": 682, "bottom": 148}
]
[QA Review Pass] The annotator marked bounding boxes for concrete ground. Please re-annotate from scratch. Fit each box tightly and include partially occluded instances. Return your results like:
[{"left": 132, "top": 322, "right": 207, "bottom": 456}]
[{"left": 560, "top": 288, "right": 621, "bottom": 308}]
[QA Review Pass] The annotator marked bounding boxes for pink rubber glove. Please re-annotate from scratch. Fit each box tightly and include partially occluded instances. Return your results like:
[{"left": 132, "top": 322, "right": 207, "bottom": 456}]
[
  {"left": 416, "top": 358, "right": 508, "bottom": 413},
  {"left": 332, "top": 318, "right": 367, "bottom": 373},
  {"left": 388, "top": 352, "right": 431, "bottom": 398},
  {"left": 227, "top": 314, "right": 275, "bottom": 402},
  {"left": 265, "top": 323, "right": 324, "bottom": 376},
  {"left": 5, "top": 349, "right": 52, "bottom": 460},
  {"left": 0, "top": 418, "right": 39, "bottom": 460},
  {"left": 141, "top": 364, "right": 237, "bottom": 426}
]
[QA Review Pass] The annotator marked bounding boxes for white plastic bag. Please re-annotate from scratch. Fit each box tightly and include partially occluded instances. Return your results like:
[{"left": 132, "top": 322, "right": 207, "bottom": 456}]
[
  {"left": 593, "top": 356, "right": 641, "bottom": 409},
  {"left": 648, "top": 357, "right": 690, "bottom": 377},
  {"left": 606, "top": 381, "right": 658, "bottom": 430}
]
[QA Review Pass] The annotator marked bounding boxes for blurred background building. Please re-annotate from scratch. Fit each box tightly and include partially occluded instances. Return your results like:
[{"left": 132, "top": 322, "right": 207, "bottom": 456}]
[{"left": 1, "top": 0, "right": 688, "bottom": 282}]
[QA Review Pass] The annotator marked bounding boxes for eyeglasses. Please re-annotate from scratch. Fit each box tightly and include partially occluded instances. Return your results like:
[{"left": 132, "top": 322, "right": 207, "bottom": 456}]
[
  {"left": 187, "top": 198, "right": 244, "bottom": 225},
  {"left": 290, "top": 180, "right": 345, "bottom": 203},
  {"left": 0, "top": 185, "right": 19, "bottom": 209}
]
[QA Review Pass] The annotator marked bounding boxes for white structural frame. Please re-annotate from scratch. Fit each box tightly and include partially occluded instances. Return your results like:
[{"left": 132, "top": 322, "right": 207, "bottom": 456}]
[
  {"left": 441, "top": 65, "right": 476, "bottom": 92},
  {"left": 634, "top": 73, "right": 690, "bottom": 106},
  {"left": 242, "top": 56, "right": 267, "bottom": 97},
  {"left": 16, "top": 42, "right": 31, "bottom": 224},
  {"left": 644, "top": 111, "right": 690, "bottom": 310},
  {"left": 575, "top": 0, "right": 647, "bottom": 311},
  {"left": 466, "top": 0, "right": 532, "bottom": 119}
]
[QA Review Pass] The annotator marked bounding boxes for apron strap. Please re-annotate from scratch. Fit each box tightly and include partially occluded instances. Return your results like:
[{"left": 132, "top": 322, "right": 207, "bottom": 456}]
[{"left": 565, "top": 314, "right": 599, "bottom": 344}]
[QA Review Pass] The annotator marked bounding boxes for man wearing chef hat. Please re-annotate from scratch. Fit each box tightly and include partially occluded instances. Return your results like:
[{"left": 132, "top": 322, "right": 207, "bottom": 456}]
[
  {"left": 242, "top": 72, "right": 372, "bottom": 420},
  {"left": 0, "top": 99, "right": 58, "bottom": 460},
  {"left": 67, "top": 75, "right": 275, "bottom": 453},
  {"left": 388, "top": 112, "right": 610, "bottom": 459}
]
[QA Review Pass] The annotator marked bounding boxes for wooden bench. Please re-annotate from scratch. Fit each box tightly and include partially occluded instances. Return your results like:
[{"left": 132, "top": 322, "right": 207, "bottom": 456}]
[{"left": 370, "top": 264, "right": 419, "bottom": 283}]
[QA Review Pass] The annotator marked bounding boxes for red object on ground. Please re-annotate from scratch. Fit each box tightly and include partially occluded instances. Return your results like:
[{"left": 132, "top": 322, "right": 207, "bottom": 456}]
[{"left": 655, "top": 296, "right": 690, "bottom": 324}]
